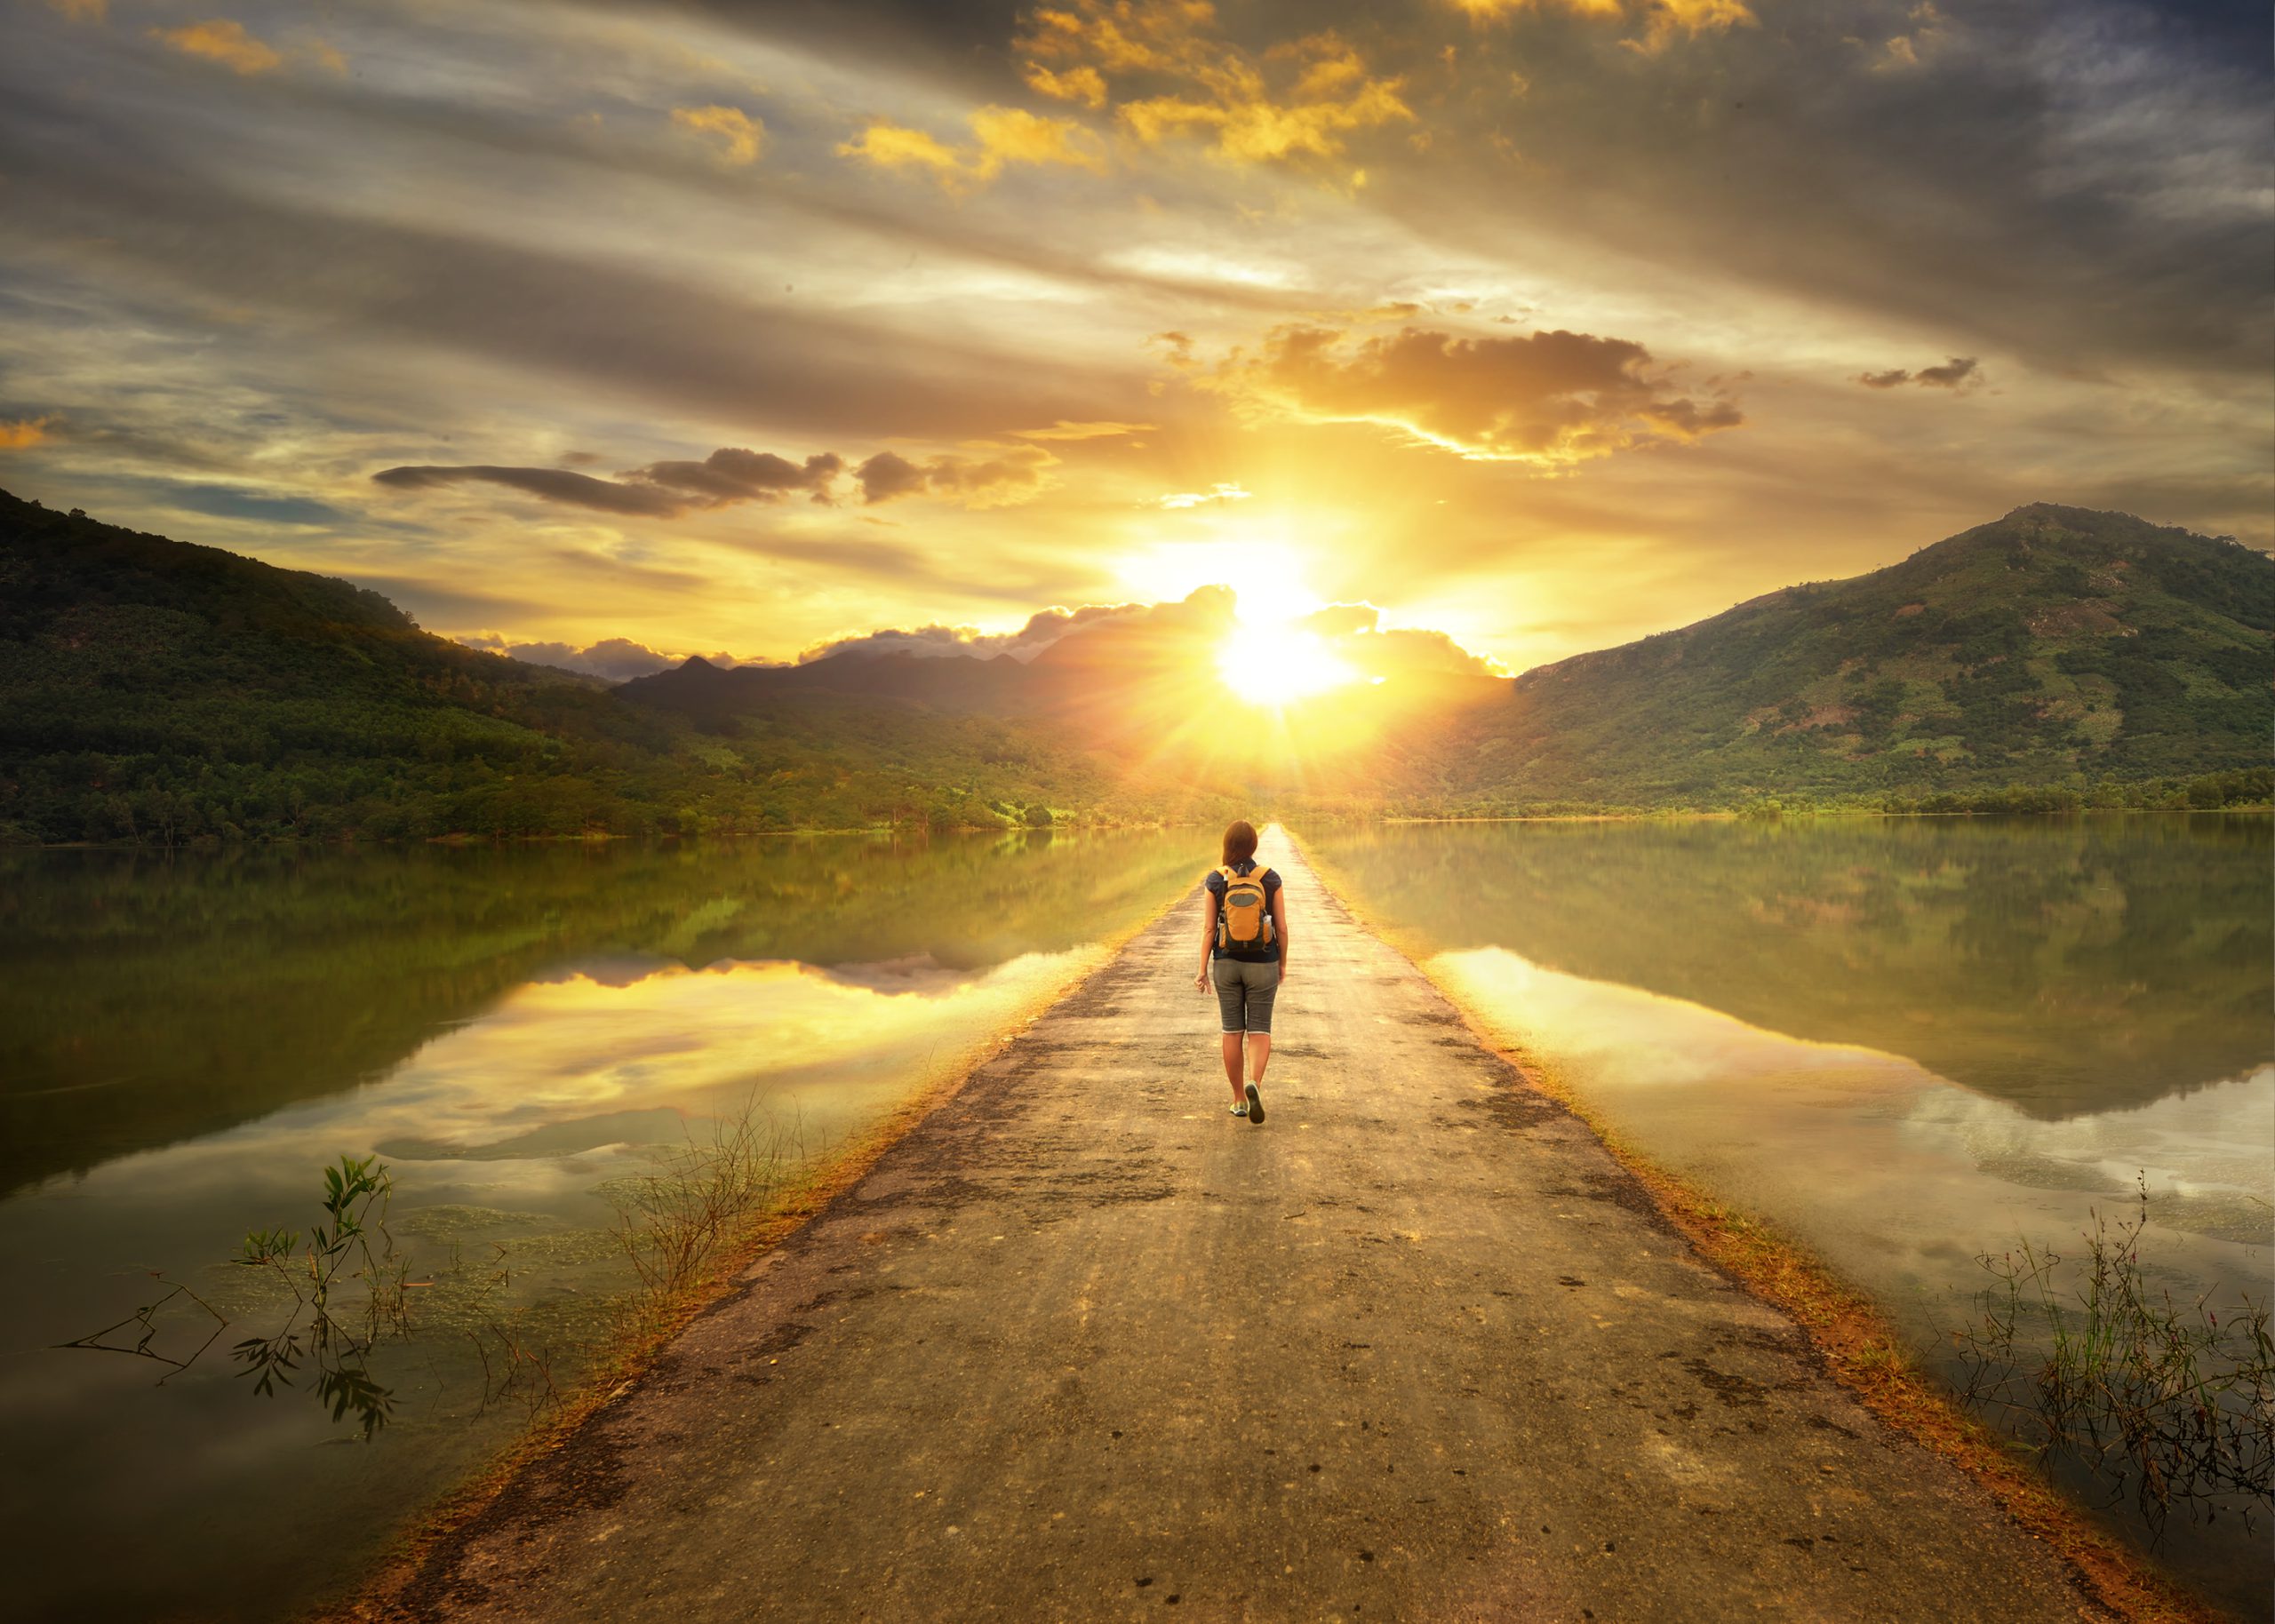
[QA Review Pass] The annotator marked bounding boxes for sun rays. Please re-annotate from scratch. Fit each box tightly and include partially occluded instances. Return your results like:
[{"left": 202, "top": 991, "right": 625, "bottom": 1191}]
[{"left": 1217, "top": 603, "right": 1361, "bottom": 706}]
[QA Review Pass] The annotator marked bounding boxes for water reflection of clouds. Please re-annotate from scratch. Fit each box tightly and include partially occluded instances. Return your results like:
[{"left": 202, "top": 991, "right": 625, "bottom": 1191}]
[
  {"left": 343, "top": 950, "right": 1096, "bottom": 1159},
  {"left": 526, "top": 954, "right": 682, "bottom": 989},
  {"left": 1423, "top": 946, "right": 2271, "bottom": 1321},
  {"left": 525, "top": 952, "right": 1011, "bottom": 999},
  {"left": 1897, "top": 1071, "right": 2275, "bottom": 1248},
  {"left": 1431, "top": 947, "right": 1912, "bottom": 1094},
  {"left": 807, "top": 954, "right": 995, "bottom": 998},
  {"left": 17, "top": 948, "right": 1099, "bottom": 1228}
]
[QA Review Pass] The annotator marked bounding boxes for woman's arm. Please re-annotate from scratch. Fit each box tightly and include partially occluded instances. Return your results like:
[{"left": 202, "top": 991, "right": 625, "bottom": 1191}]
[
  {"left": 1194, "top": 890, "right": 1219, "bottom": 991},
  {"left": 1271, "top": 885, "right": 1289, "bottom": 983}
]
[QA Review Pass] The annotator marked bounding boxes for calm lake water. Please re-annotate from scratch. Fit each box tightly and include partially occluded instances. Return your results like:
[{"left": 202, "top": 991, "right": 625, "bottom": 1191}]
[
  {"left": 1305, "top": 814, "right": 2273, "bottom": 1616},
  {"left": 0, "top": 831, "right": 1201, "bottom": 1622},
  {"left": 4, "top": 820, "right": 2268, "bottom": 1620}
]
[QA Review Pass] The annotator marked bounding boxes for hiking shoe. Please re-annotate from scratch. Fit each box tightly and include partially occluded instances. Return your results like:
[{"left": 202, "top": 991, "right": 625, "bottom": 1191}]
[
  {"left": 1245, "top": 1082, "right": 1265, "bottom": 1125},
  {"left": 1230, "top": 1100, "right": 1249, "bottom": 1117}
]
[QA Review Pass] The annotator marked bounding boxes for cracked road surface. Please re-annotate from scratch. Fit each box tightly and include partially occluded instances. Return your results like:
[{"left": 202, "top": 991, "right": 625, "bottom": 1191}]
[{"left": 399, "top": 829, "right": 2109, "bottom": 1623}]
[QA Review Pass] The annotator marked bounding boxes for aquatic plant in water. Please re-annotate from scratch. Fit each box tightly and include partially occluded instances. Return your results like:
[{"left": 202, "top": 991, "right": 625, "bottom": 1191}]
[
  {"left": 228, "top": 1154, "right": 408, "bottom": 1437},
  {"left": 1951, "top": 1176, "right": 2275, "bottom": 1529},
  {"left": 62, "top": 1153, "right": 535, "bottom": 1437},
  {"left": 64, "top": 1101, "right": 810, "bottom": 1437}
]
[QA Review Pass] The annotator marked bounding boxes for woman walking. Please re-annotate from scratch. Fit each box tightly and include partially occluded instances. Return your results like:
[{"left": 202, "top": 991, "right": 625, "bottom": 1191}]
[{"left": 1193, "top": 819, "right": 1288, "bottom": 1124}]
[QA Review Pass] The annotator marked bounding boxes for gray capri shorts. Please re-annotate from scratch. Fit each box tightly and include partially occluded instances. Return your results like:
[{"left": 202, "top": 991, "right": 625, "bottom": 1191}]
[{"left": 1212, "top": 957, "right": 1281, "bottom": 1034}]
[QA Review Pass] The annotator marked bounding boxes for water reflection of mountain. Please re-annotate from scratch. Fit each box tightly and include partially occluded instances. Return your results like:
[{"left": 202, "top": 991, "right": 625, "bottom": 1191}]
[
  {"left": 1309, "top": 816, "right": 2271, "bottom": 1119},
  {"left": 0, "top": 831, "right": 1201, "bottom": 1194}
]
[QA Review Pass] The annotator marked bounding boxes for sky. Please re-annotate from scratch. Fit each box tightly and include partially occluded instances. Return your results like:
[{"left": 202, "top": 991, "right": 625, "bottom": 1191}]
[{"left": 2, "top": 0, "right": 2268, "bottom": 678}]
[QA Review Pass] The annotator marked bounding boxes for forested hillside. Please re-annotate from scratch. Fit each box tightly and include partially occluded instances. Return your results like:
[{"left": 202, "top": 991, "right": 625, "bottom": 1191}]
[
  {"left": 1413, "top": 505, "right": 2272, "bottom": 810},
  {"left": 0, "top": 491, "right": 1213, "bottom": 841}
]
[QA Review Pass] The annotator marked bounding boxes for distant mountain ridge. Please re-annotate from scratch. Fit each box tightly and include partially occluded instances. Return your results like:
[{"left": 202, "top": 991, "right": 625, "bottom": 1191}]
[
  {"left": 1, "top": 490, "right": 2266, "bottom": 841},
  {"left": 623, "top": 646, "right": 1040, "bottom": 714}
]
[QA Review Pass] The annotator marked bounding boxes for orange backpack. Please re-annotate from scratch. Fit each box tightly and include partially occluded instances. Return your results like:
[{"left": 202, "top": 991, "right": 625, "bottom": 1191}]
[{"left": 1215, "top": 864, "right": 1274, "bottom": 951}]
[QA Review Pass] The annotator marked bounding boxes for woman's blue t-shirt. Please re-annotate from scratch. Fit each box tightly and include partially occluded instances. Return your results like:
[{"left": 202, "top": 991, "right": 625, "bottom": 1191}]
[{"left": 1205, "top": 858, "right": 1282, "bottom": 962}]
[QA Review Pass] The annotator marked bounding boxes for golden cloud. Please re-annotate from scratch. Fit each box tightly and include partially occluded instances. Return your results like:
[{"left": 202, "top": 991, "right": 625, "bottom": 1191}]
[
  {"left": 1017, "top": 4, "right": 1413, "bottom": 167},
  {"left": 1155, "top": 482, "right": 1250, "bottom": 509},
  {"left": 1632, "top": 0, "right": 1754, "bottom": 49},
  {"left": 1013, "top": 419, "right": 1157, "bottom": 440},
  {"left": 1870, "top": 2, "right": 1952, "bottom": 72},
  {"left": 837, "top": 106, "right": 1104, "bottom": 195},
  {"left": 1302, "top": 603, "right": 1506, "bottom": 677},
  {"left": 46, "top": 0, "right": 107, "bottom": 20},
  {"left": 1856, "top": 355, "right": 1982, "bottom": 391},
  {"left": 0, "top": 415, "right": 56, "bottom": 450},
  {"left": 673, "top": 105, "right": 766, "bottom": 166},
  {"left": 1026, "top": 63, "right": 1109, "bottom": 109},
  {"left": 1203, "top": 323, "right": 1744, "bottom": 464},
  {"left": 149, "top": 18, "right": 283, "bottom": 75}
]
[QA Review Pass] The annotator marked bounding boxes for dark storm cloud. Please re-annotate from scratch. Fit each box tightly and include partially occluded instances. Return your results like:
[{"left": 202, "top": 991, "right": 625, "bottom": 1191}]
[
  {"left": 674, "top": 0, "right": 1020, "bottom": 81},
  {"left": 635, "top": 450, "right": 845, "bottom": 503},
  {"left": 375, "top": 465, "right": 687, "bottom": 516},
  {"left": 1856, "top": 355, "right": 1982, "bottom": 390},
  {"left": 853, "top": 450, "right": 927, "bottom": 504},
  {"left": 1914, "top": 356, "right": 1982, "bottom": 388},
  {"left": 854, "top": 445, "right": 1054, "bottom": 505},
  {"left": 375, "top": 449, "right": 845, "bottom": 514},
  {"left": 725, "top": 0, "right": 2269, "bottom": 399},
  {"left": 1353, "top": 0, "right": 2273, "bottom": 381},
  {"left": 164, "top": 484, "right": 354, "bottom": 526},
  {"left": 1212, "top": 324, "right": 1744, "bottom": 461}
]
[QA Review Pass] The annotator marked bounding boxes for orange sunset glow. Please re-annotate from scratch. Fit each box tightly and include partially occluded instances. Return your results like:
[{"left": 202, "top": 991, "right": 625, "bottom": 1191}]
[{"left": 2, "top": 0, "right": 2265, "bottom": 686}]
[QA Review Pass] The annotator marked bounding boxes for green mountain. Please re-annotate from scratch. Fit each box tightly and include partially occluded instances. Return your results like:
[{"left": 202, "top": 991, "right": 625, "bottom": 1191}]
[
  {"left": 2, "top": 492, "right": 2265, "bottom": 842},
  {"left": 0, "top": 490, "right": 1201, "bottom": 842},
  {"left": 1422, "top": 505, "right": 2272, "bottom": 808}
]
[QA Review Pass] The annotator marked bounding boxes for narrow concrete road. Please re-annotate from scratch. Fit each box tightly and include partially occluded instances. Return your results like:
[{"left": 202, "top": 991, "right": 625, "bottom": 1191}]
[{"left": 401, "top": 829, "right": 2108, "bottom": 1623}]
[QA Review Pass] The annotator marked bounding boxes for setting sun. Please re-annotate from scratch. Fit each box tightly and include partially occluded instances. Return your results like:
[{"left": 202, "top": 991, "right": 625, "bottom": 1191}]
[{"left": 1217, "top": 617, "right": 1360, "bottom": 705}]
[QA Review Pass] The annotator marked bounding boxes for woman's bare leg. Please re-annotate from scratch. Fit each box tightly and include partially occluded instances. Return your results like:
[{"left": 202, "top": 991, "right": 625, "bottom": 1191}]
[
  {"left": 1220, "top": 1031, "right": 1245, "bottom": 1099},
  {"left": 1247, "top": 1032, "right": 1272, "bottom": 1084}
]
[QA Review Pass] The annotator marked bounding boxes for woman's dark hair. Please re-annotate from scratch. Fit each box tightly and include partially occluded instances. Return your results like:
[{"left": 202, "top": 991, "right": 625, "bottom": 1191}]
[{"left": 1222, "top": 820, "right": 1258, "bottom": 866}]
